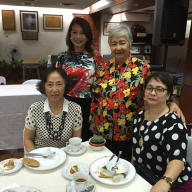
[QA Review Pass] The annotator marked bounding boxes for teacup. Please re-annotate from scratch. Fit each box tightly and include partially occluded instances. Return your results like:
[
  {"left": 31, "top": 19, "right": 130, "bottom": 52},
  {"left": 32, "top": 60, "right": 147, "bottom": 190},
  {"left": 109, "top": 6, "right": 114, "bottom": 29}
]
[
  {"left": 73, "top": 172, "right": 90, "bottom": 191},
  {"left": 66, "top": 137, "right": 82, "bottom": 152}
]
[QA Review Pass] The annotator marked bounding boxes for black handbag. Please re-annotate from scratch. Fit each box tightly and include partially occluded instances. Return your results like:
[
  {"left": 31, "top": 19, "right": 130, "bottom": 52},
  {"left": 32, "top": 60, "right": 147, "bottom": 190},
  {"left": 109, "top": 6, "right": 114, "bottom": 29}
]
[
  {"left": 133, "top": 161, "right": 159, "bottom": 185},
  {"left": 133, "top": 162, "right": 172, "bottom": 192}
]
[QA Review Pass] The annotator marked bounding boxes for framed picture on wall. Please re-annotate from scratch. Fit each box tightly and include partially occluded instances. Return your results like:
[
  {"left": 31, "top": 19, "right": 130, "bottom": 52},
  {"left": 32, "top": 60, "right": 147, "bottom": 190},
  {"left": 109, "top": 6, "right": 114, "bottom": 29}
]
[
  {"left": 1, "top": 10, "right": 16, "bottom": 30},
  {"left": 103, "top": 22, "right": 119, "bottom": 36},
  {"left": 20, "top": 10, "right": 38, "bottom": 32},
  {"left": 43, "top": 14, "right": 63, "bottom": 30},
  {"left": 22, "top": 32, "right": 38, "bottom": 40}
]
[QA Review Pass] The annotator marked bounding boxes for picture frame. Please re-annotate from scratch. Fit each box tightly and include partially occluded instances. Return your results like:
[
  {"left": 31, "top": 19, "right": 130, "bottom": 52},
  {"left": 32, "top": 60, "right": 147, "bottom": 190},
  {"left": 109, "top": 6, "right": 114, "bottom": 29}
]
[
  {"left": 20, "top": 10, "right": 38, "bottom": 32},
  {"left": 1, "top": 10, "right": 16, "bottom": 30},
  {"left": 103, "top": 22, "right": 119, "bottom": 36},
  {"left": 22, "top": 32, "right": 38, "bottom": 40},
  {"left": 144, "top": 55, "right": 151, "bottom": 63},
  {"left": 43, "top": 14, "right": 63, "bottom": 30}
]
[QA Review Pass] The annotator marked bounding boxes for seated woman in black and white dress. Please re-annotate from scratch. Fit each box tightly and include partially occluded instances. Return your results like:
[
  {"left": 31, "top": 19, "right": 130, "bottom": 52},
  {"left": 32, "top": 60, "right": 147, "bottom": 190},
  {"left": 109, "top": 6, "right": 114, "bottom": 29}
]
[
  {"left": 132, "top": 72, "right": 192, "bottom": 192},
  {"left": 24, "top": 67, "right": 82, "bottom": 152}
]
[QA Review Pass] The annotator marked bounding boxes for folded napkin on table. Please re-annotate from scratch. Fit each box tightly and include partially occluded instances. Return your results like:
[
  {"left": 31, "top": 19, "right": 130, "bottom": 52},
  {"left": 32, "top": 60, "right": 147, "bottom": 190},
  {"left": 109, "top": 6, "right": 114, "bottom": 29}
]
[{"left": 0, "top": 183, "right": 20, "bottom": 192}]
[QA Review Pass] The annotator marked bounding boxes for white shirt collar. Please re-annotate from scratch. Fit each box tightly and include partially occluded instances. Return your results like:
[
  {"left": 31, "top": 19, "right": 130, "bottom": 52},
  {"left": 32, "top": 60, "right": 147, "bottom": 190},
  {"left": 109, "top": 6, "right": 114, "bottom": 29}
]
[{"left": 43, "top": 98, "right": 69, "bottom": 113}]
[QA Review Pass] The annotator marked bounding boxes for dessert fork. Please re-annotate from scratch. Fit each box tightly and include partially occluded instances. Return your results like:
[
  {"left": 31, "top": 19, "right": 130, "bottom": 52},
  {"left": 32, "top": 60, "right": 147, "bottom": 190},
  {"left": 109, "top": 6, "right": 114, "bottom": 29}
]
[
  {"left": 25, "top": 151, "right": 55, "bottom": 158},
  {"left": 101, "top": 153, "right": 116, "bottom": 170},
  {"left": 110, "top": 151, "right": 122, "bottom": 177}
]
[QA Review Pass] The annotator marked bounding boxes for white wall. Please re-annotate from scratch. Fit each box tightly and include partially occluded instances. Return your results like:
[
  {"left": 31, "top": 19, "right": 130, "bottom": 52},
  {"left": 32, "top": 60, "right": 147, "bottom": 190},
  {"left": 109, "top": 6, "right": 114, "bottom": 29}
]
[
  {"left": 0, "top": 5, "right": 89, "bottom": 62},
  {"left": 100, "top": 13, "right": 154, "bottom": 56}
]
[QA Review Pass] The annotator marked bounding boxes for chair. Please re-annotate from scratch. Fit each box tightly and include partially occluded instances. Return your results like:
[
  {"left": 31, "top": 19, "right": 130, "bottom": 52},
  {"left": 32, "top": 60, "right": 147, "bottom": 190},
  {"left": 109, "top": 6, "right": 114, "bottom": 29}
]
[
  {"left": 22, "top": 79, "right": 40, "bottom": 85},
  {"left": 187, "top": 136, "right": 192, "bottom": 167},
  {"left": 0, "top": 76, "right": 6, "bottom": 85},
  {"left": 103, "top": 54, "right": 114, "bottom": 62},
  {"left": 23, "top": 128, "right": 27, "bottom": 155}
]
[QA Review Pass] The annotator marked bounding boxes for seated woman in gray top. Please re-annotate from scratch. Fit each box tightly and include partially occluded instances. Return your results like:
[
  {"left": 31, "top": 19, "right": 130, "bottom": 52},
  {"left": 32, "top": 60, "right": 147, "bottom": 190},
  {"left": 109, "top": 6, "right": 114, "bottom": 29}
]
[{"left": 24, "top": 67, "right": 82, "bottom": 152}]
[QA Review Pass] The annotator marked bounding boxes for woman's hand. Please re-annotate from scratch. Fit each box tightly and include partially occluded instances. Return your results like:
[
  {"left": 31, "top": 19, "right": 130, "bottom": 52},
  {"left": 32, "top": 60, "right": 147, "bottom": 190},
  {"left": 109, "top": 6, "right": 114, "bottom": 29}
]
[
  {"left": 169, "top": 102, "right": 185, "bottom": 123},
  {"left": 89, "top": 123, "right": 97, "bottom": 134},
  {"left": 150, "top": 179, "right": 170, "bottom": 192}
]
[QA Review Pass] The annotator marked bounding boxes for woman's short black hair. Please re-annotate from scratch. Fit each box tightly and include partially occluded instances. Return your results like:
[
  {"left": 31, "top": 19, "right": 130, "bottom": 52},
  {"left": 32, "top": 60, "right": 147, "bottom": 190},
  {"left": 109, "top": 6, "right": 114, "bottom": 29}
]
[
  {"left": 144, "top": 72, "right": 173, "bottom": 98},
  {"left": 36, "top": 67, "right": 72, "bottom": 96}
]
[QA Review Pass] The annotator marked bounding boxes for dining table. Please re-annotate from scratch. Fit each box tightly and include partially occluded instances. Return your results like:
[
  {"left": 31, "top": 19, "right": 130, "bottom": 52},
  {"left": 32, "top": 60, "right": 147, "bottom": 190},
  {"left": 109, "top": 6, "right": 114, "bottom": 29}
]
[
  {"left": 0, "top": 142, "right": 152, "bottom": 192},
  {"left": 0, "top": 84, "right": 46, "bottom": 150}
]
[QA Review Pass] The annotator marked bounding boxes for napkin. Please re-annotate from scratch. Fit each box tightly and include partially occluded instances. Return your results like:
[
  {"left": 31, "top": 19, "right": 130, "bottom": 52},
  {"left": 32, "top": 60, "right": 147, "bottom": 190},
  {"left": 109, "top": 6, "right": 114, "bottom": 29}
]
[{"left": 0, "top": 183, "right": 20, "bottom": 192}]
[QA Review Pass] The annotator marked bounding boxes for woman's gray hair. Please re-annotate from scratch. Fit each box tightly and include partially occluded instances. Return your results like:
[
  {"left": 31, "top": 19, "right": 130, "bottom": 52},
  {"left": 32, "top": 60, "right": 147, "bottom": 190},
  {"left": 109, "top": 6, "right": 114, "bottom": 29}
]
[{"left": 108, "top": 24, "right": 133, "bottom": 46}]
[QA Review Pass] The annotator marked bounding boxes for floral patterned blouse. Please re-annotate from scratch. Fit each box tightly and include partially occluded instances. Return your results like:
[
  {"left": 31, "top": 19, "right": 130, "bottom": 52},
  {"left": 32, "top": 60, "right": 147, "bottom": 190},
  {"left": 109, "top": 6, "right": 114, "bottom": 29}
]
[
  {"left": 56, "top": 50, "right": 103, "bottom": 98},
  {"left": 89, "top": 54, "right": 150, "bottom": 141}
]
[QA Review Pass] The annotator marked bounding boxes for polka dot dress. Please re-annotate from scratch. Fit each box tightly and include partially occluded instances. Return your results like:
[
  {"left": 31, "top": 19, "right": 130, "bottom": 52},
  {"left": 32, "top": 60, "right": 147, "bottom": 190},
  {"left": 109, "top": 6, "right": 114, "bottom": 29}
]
[
  {"left": 133, "top": 111, "right": 192, "bottom": 186},
  {"left": 25, "top": 99, "right": 82, "bottom": 149}
]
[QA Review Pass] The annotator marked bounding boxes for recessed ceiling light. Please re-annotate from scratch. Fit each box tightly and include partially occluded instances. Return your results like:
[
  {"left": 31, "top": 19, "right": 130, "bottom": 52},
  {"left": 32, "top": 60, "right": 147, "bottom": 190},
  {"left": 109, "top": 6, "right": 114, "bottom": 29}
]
[
  {"left": 22, "top": 3, "right": 34, "bottom": 5},
  {"left": 60, "top": 3, "right": 75, "bottom": 6}
]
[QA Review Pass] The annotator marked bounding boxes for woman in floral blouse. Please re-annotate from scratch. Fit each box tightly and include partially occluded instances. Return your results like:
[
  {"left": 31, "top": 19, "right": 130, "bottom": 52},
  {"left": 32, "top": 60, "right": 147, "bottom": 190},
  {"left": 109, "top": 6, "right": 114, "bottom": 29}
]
[
  {"left": 56, "top": 17, "right": 103, "bottom": 142},
  {"left": 89, "top": 25, "right": 185, "bottom": 162}
]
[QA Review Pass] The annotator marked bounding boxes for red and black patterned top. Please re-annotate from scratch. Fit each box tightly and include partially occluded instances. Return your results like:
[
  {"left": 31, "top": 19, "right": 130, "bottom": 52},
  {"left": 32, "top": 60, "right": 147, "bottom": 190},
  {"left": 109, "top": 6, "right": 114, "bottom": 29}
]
[
  {"left": 56, "top": 50, "right": 103, "bottom": 98},
  {"left": 89, "top": 54, "right": 150, "bottom": 141}
]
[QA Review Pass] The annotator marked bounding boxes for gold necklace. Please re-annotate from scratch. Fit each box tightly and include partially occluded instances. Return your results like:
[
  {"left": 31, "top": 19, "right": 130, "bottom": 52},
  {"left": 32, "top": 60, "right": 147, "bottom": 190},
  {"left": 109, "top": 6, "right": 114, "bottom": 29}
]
[
  {"left": 138, "top": 107, "right": 166, "bottom": 147},
  {"left": 138, "top": 119, "right": 154, "bottom": 147},
  {"left": 112, "top": 57, "right": 130, "bottom": 92}
]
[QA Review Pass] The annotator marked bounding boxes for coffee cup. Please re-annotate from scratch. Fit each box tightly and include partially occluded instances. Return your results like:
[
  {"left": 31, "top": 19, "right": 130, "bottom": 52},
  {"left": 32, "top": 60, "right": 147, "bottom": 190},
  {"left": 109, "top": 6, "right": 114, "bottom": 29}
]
[
  {"left": 66, "top": 137, "right": 82, "bottom": 152},
  {"left": 73, "top": 172, "right": 90, "bottom": 191}
]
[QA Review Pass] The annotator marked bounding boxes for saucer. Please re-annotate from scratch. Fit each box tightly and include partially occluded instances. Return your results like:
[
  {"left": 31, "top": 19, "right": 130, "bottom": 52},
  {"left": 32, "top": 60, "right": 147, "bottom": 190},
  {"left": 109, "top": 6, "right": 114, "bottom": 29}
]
[
  {"left": 64, "top": 144, "right": 87, "bottom": 155},
  {"left": 66, "top": 180, "right": 95, "bottom": 192},
  {"left": 62, "top": 162, "right": 89, "bottom": 180}
]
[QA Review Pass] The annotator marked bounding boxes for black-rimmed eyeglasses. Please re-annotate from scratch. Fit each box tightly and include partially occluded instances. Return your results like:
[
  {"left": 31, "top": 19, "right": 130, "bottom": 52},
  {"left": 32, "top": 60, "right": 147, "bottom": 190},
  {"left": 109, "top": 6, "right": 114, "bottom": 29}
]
[{"left": 145, "top": 87, "right": 167, "bottom": 94}]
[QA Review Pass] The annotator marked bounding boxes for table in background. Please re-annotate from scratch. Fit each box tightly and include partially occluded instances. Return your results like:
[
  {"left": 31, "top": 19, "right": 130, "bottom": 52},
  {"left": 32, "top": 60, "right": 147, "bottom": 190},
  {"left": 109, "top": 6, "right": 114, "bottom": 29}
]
[
  {"left": 0, "top": 142, "right": 152, "bottom": 192},
  {"left": 22, "top": 60, "right": 40, "bottom": 82},
  {"left": 0, "top": 84, "right": 46, "bottom": 150}
]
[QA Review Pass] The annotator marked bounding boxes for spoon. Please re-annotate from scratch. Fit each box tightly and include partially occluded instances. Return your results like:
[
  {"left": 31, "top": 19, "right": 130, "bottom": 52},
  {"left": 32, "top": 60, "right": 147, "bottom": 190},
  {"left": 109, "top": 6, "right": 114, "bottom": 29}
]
[
  {"left": 82, "top": 185, "right": 94, "bottom": 192},
  {"left": 110, "top": 151, "right": 122, "bottom": 177}
]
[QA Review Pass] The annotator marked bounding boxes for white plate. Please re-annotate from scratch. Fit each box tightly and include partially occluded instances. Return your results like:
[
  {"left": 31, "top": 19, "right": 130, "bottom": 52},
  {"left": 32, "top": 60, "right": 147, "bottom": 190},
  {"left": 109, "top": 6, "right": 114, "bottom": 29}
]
[
  {"left": 62, "top": 162, "right": 89, "bottom": 180},
  {"left": 90, "top": 157, "right": 136, "bottom": 185},
  {"left": 0, "top": 158, "right": 22, "bottom": 174},
  {"left": 24, "top": 147, "right": 66, "bottom": 171},
  {"left": 64, "top": 144, "right": 86, "bottom": 155},
  {"left": 5, "top": 186, "right": 40, "bottom": 192},
  {"left": 66, "top": 180, "right": 95, "bottom": 192}
]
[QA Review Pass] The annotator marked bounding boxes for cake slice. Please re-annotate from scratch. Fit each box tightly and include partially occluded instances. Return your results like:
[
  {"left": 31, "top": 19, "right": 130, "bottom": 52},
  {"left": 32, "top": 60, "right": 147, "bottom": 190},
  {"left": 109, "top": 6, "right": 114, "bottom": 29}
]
[
  {"left": 0, "top": 159, "right": 14, "bottom": 170},
  {"left": 69, "top": 164, "right": 78, "bottom": 174},
  {"left": 22, "top": 157, "right": 40, "bottom": 167}
]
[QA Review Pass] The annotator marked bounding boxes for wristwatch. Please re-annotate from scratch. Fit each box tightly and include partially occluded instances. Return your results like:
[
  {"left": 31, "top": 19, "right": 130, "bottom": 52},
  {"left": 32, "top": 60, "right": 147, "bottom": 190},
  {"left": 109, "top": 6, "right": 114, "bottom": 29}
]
[{"left": 160, "top": 176, "right": 174, "bottom": 187}]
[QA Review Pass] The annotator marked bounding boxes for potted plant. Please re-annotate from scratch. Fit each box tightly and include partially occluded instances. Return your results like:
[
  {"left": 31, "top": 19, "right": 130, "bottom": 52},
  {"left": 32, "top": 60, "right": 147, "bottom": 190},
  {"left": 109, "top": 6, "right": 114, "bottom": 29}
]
[{"left": 89, "top": 135, "right": 106, "bottom": 151}]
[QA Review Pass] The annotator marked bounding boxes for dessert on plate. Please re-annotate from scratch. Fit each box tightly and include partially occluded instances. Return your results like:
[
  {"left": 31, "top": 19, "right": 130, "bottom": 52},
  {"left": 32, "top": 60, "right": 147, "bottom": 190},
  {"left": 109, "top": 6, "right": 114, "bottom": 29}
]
[
  {"left": 22, "top": 157, "right": 40, "bottom": 167},
  {"left": 0, "top": 159, "right": 14, "bottom": 171},
  {"left": 69, "top": 164, "right": 78, "bottom": 174}
]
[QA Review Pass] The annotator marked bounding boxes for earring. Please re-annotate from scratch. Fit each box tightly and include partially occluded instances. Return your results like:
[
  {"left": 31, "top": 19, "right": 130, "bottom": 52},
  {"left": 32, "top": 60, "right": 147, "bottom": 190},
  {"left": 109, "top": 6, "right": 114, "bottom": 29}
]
[
  {"left": 87, "top": 39, "right": 89, "bottom": 41},
  {"left": 70, "top": 38, "right": 71, "bottom": 39}
]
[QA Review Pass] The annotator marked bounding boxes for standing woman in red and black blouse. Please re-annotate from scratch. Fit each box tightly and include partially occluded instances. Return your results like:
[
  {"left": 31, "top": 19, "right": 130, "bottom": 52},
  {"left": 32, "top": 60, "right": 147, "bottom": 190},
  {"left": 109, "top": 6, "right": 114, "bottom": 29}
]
[
  {"left": 56, "top": 17, "right": 103, "bottom": 142},
  {"left": 89, "top": 24, "right": 185, "bottom": 162}
]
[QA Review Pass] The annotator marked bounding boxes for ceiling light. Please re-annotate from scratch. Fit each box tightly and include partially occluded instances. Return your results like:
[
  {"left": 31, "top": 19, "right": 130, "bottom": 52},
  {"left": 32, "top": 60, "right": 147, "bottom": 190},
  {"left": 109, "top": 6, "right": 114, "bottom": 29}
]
[
  {"left": 60, "top": 3, "right": 75, "bottom": 6},
  {"left": 22, "top": 3, "right": 34, "bottom": 5}
]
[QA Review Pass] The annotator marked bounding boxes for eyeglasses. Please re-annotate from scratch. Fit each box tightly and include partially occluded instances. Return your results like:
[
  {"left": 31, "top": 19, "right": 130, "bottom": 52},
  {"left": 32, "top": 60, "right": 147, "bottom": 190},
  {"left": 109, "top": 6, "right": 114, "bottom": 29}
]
[{"left": 145, "top": 87, "right": 167, "bottom": 94}]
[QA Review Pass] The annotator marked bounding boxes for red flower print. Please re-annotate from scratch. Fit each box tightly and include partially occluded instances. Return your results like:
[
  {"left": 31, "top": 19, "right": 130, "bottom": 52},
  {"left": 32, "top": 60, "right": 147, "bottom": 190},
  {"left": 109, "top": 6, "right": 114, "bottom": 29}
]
[
  {"left": 95, "top": 115, "right": 100, "bottom": 126},
  {"left": 106, "top": 98, "right": 115, "bottom": 110},
  {"left": 142, "top": 67, "right": 148, "bottom": 75},
  {"left": 91, "top": 103, "right": 98, "bottom": 113}
]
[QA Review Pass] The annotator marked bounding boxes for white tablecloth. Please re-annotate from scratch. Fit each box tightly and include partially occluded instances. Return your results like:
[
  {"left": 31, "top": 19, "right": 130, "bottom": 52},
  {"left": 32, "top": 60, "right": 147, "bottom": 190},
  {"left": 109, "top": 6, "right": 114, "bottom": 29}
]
[
  {"left": 0, "top": 142, "right": 152, "bottom": 192},
  {"left": 0, "top": 84, "right": 46, "bottom": 150}
]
